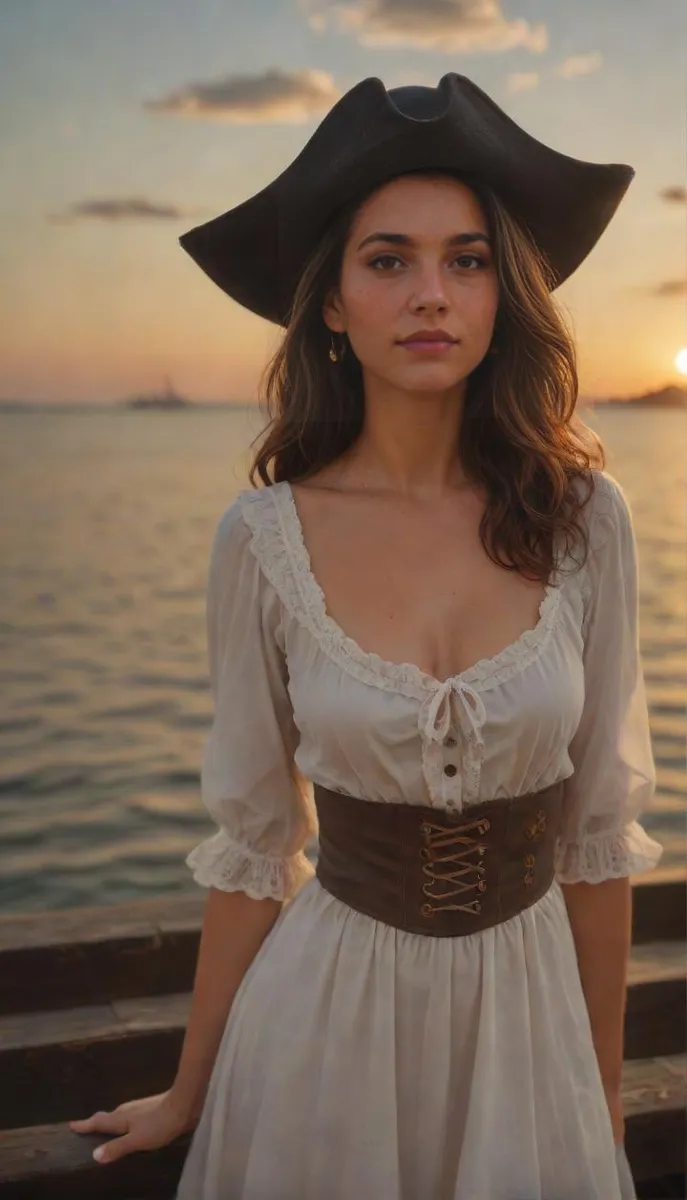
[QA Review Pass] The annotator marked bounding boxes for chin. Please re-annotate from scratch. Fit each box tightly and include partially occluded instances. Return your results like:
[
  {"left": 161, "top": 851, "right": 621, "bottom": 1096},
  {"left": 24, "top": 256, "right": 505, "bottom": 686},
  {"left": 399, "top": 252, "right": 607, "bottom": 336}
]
[{"left": 396, "top": 367, "right": 468, "bottom": 392}]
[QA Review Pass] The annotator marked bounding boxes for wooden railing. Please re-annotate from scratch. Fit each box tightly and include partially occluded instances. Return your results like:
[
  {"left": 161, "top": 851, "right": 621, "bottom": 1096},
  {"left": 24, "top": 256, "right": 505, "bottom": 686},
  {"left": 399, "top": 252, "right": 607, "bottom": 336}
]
[{"left": 0, "top": 872, "right": 684, "bottom": 1199}]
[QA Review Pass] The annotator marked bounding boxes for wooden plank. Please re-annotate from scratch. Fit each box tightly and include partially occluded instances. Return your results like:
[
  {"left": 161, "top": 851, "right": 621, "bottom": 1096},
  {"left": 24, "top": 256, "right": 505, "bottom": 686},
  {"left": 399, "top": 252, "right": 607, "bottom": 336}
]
[
  {"left": 0, "top": 959, "right": 683, "bottom": 1130},
  {"left": 625, "top": 942, "right": 686, "bottom": 1059},
  {"left": 637, "top": 1177, "right": 686, "bottom": 1199},
  {"left": 0, "top": 1120, "right": 191, "bottom": 1199},
  {"left": 0, "top": 877, "right": 683, "bottom": 1015},
  {"left": 631, "top": 874, "right": 686, "bottom": 944},
  {"left": 0, "top": 1056, "right": 682, "bottom": 1196},
  {"left": 0, "top": 994, "right": 190, "bottom": 1131},
  {"left": 623, "top": 1054, "right": 687, "bottom": 1180},
  {"left": 0, "top": 897, "right": 205, "bottom": 1016}
]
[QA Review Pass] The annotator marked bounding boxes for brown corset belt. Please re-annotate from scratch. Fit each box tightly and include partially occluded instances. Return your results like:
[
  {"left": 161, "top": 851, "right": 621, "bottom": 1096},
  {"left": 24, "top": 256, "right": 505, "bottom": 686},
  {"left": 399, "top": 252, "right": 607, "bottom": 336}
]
[{"left": 313, "top": 779, "right": 566, "bottom": 937}]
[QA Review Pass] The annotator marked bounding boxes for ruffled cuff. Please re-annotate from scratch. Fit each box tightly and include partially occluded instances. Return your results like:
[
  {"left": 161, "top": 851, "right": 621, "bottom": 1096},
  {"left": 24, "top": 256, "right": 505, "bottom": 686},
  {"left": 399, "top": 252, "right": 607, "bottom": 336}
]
[
  {"left": 554, "top": 818, "right": 664, "bottom": 884},
  {"left": 186, "top": 827, "right": 315, "bottom": 901}
]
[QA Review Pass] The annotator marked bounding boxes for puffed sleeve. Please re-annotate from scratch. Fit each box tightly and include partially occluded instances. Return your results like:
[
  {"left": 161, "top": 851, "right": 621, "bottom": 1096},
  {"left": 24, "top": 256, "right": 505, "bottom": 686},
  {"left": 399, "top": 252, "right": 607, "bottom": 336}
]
[
  {"left": 186, "top": 499, "right": 317, "bottom": 901},
  {"left": 554, "top": 473, "right": 664, "bottom": 883}
]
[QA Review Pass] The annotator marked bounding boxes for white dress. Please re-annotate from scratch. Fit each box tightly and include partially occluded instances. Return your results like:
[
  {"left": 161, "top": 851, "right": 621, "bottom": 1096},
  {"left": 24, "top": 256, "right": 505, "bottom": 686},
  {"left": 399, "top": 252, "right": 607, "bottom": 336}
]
[{"left": 176, "top": 469, "right": 663, "bottom": 1200}]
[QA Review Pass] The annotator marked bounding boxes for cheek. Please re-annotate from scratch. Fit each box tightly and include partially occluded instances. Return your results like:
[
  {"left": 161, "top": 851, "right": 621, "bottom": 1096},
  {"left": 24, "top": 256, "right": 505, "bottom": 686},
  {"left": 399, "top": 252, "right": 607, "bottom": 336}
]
[
  {"left": 461, "top": 281, "right": 499, "bottom": 340},
  {"left": 345, "top": 278, "right": 388, "bottom": 318},
  {"left": 344, "top": 282, "right": 397, "bottom": 349}
]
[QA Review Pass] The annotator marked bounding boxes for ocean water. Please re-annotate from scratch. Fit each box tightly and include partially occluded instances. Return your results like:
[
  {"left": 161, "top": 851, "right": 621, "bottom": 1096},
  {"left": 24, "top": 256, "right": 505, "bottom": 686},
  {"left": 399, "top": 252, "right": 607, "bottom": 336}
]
[{"left": 0, "top": 405, "right": 685, "bottom": 915}]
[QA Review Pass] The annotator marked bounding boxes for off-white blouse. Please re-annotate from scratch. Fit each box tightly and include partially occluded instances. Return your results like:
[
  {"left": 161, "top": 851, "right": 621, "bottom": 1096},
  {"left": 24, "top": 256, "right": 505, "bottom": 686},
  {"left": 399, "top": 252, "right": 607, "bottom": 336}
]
[{"left": 186, "top": 469, "right": 663, "bottom": 896}]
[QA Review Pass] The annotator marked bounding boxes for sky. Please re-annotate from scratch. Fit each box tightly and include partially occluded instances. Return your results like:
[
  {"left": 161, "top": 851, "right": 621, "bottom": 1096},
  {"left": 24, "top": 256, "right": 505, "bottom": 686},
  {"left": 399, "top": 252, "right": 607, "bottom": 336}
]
[{"left": 1, "top": 0, "right": 686, "bottom": 404}]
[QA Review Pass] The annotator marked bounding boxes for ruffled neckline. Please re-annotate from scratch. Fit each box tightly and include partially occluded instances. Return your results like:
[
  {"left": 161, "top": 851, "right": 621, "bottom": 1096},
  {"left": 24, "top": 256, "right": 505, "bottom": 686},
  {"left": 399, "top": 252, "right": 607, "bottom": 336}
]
[{"left": 239, "top": 481, "right": 566, "bottom": 699}]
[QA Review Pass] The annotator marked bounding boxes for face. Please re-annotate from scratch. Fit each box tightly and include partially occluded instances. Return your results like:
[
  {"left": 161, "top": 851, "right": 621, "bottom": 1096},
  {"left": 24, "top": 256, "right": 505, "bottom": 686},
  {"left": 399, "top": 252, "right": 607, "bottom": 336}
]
[{"left": 323, "top": 174, "right": 500, "bottom": 394}]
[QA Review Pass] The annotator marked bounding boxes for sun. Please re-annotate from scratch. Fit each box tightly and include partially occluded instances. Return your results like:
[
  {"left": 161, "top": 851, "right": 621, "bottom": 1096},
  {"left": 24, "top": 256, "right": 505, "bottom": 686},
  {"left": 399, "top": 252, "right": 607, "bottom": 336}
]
[{"left": 675, "top": 347, "right": 687, "bottom": 376}]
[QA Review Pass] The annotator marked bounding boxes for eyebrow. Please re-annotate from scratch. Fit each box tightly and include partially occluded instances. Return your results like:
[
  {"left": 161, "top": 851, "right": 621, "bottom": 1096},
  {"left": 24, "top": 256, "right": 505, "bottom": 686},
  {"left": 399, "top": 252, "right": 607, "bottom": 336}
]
[{"left": 356, "top": 230, "right": 491, "bottom": 252}]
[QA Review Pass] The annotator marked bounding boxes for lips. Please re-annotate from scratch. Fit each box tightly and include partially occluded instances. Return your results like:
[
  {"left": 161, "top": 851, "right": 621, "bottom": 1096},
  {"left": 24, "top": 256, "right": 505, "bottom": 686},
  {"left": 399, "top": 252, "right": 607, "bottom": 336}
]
[{"left": 399, "top": 331, "right": 457, "bottom": 344}]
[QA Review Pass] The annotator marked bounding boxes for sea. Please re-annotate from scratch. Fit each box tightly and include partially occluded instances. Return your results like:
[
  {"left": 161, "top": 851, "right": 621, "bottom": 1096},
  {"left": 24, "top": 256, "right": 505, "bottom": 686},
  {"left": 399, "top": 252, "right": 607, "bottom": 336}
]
[{"left": 1, "top": 404, "right": 685, "bottom": 915}]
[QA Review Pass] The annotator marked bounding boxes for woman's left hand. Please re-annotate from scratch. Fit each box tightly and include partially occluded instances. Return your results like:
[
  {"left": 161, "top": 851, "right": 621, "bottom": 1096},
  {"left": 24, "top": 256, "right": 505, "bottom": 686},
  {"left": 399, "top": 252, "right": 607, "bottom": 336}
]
[{"left": 604, "top": 1083, "right": 626, "bottom": 1144}]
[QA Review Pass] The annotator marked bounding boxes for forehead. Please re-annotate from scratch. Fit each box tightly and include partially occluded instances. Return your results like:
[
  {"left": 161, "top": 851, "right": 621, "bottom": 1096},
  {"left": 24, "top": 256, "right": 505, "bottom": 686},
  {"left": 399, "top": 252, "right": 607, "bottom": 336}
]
[{"left": 350, "top": 174, "right": 487, "bottom": 234}]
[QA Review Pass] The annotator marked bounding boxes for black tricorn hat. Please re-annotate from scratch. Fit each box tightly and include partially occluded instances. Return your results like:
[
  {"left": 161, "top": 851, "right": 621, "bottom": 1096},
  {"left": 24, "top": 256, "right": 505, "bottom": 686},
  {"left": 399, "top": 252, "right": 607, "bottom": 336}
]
[{"left": 179, "top": 72, "right": 634, "bottom": 326}]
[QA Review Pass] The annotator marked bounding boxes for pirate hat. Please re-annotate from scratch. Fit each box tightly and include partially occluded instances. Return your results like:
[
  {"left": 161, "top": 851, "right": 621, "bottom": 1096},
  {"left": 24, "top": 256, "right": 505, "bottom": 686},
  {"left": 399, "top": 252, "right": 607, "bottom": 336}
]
[{"left": 179, "top": 72, "right": 634, "bottom": 325}]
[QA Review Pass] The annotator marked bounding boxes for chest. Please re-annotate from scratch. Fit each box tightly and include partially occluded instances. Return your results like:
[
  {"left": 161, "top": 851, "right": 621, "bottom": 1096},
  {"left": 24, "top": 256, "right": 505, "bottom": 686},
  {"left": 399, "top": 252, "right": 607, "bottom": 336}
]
[{"left": 288, "top": 483, "right": 550, "bottom": 684}]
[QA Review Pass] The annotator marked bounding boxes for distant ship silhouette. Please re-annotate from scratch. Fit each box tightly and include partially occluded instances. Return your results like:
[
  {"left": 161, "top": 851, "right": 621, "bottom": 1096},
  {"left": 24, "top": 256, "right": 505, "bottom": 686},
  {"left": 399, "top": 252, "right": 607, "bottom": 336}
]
[{"left": 123, "top": 376, "right": 191, "bottom": 409}]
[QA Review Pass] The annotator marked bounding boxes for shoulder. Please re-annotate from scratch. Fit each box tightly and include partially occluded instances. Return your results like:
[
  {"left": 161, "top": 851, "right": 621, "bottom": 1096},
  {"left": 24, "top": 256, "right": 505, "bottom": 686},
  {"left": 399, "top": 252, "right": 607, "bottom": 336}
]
[
  {"left": 210, "top": 484, "right": 282, "bottom": 555},
  {"left": 569, "top": 468, "right": 634, "bottom": 555},
  {"left": 208, "top": 495, "right": 253, "bottom": 571},
  {"left": 208, "top": 485, "right": 296, "bottom": 627}
]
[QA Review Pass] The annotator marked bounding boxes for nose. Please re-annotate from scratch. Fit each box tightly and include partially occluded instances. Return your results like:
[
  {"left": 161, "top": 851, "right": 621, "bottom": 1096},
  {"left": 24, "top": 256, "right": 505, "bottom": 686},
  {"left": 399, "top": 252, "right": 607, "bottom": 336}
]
[{"left": 409, "top": 262, "right": 449, "bottom": 313}]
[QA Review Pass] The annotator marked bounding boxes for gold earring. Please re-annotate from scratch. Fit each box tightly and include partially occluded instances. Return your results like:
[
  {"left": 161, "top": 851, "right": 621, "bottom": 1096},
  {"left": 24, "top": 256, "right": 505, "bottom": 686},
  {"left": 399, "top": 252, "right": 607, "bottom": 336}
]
[{"left": 329, "top": 334, "right": 338, "bottom": 363}]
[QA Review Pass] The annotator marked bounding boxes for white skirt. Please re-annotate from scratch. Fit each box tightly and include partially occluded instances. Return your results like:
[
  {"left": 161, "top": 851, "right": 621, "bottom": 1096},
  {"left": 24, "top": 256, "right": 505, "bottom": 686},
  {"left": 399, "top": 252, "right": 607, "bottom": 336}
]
[{"left": 176, "top": 875, "right": 637, "bottom": 1199}]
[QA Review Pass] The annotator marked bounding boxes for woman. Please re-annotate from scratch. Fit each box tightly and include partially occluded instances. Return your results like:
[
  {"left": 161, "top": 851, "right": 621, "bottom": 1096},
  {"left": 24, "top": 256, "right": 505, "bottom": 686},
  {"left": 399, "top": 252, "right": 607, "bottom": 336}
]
[{"left": 70, "top": 73, "right": 663, "bottom": 1198}]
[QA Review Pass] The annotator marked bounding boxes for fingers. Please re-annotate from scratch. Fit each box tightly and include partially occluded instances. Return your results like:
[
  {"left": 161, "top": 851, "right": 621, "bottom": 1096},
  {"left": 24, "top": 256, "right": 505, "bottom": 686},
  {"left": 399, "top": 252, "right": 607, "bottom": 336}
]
[
  {"left": 69, "top": 1109, "right": 129, "bottom": 1137},
  {"left": 92, "top": 1132, "right": 137, "bottom": 1164}
]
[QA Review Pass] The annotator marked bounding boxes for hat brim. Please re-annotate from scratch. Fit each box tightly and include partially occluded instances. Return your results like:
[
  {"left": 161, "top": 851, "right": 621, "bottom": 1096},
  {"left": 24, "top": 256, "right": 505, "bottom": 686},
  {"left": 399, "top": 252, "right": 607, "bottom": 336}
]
[{"left": 179, "top": 73, "right": 634, "bottom": 326}]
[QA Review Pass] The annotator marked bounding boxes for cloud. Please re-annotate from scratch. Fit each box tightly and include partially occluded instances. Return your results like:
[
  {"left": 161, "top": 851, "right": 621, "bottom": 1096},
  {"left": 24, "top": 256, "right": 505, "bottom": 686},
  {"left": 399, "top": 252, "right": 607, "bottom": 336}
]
[
  {"left": 507, "top": 72, "right": 539, "bottom": 93},
  {"left": 659, "top": 185, "right": 687, "bottom": 204},
  {"left": 554, "top": 52, "right": 602, "bottom": 79},
  {"left": 144, "top": 67, "right": 340, "bottom": 124},
  {"left": 47, "top": 197, "right": 195, "bottom": 224},
  {"left": 652, "top": 279, "right": 687, "bottom": 297},
  {"left": 301, "top": 0, "right": 548, "bottom": 54}
]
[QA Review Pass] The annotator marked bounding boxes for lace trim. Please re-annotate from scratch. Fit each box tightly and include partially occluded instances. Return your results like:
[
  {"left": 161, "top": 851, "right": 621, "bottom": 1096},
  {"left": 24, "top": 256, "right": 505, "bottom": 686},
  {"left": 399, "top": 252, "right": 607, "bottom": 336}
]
[
  {"left": 186, "top": 827, "right": 315, "bottom": 901},
  {"left": 554, "top": 819, "right": 664, "bottom": 884},
  {"left": 238, "top": 482, "right": 566, "bottom": 698}
]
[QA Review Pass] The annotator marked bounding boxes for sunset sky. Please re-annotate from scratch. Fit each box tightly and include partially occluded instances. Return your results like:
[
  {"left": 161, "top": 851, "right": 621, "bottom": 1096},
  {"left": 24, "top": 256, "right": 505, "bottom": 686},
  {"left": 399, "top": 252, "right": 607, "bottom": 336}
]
[{"left": 1, "top": 0, "right": 686, "bottom": 404}]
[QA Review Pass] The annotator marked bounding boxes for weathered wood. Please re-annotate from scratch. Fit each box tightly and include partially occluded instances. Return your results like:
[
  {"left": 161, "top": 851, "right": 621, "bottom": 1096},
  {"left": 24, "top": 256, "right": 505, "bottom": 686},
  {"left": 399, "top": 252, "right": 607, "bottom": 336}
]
[
  {"left": 631, "top": 872, "right": 687, "bottom": 944},
  {"left": 0, "top": 993, "right": 189, "bottom": 1131},
  {"left": 637, "top": 1175, "right": 686, "bottom": 1199},
  {"left": 622, "top": 1053, "right": 687, "bottom": 1179},
  {"left": 0, "top": 896, "right": 205, "bottom": 1016},
  {"left": 0, "top": 1056, "right": 682, "bottom": 1197},
  {"left": 625, "top": 942, "right": 686, "bottom": 1059},
  {"left": 0, "top": 953, "right": 683, "bottom": 1130},
  {"left": 0, "top": 877, "right": 682, "bottom": 1015},
  {"left": 0, "top": 1119, "right": 191, "bottom": 1198}
]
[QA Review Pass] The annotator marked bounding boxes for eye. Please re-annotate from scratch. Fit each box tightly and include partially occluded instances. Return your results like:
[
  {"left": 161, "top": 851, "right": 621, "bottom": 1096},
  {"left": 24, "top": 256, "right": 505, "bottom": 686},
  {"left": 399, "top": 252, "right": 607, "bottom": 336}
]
[
  {"left": 454, "top": 253, "right": 487, "bottom": 270},
  {"left": 368, "top": 254, "right": 404, "bottom": 270},
  {"left": 367, "top": 252, "right": 488, "bottom": 271}
]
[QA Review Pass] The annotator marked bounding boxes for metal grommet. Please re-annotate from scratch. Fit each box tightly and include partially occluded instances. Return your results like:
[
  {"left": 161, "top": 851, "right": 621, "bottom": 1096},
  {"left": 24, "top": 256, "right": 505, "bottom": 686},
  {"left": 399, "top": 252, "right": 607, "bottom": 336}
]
[{"left": 421, "top": 903, "right": 434, "bottom": 916}]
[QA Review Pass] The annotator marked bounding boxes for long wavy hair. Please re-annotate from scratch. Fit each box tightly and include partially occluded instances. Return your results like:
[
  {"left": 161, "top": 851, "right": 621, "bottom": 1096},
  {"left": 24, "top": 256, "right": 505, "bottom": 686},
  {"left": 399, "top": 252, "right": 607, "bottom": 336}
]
[{"left": 247, "top": 168, "right": 605, "bottom": 583}]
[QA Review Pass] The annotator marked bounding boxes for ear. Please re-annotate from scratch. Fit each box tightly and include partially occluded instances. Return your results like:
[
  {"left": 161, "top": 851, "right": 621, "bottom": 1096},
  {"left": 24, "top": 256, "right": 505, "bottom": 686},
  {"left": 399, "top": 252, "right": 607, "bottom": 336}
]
[{"left": 322, "top": 287, "right": 346, "bottom": 335}]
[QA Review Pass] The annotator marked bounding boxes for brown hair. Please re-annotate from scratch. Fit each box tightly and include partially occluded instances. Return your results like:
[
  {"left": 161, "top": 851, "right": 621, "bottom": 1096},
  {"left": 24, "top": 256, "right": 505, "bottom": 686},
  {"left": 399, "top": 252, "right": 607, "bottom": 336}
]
[{"left": 247, "top": 169, "right": 605, "bottom": 583}]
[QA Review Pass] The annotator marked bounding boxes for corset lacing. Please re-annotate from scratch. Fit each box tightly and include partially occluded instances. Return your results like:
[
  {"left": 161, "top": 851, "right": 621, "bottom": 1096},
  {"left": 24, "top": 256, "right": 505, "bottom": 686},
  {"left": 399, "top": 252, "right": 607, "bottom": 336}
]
[{"left": 419, "top": 814, "right": 492, "bottom": 915}]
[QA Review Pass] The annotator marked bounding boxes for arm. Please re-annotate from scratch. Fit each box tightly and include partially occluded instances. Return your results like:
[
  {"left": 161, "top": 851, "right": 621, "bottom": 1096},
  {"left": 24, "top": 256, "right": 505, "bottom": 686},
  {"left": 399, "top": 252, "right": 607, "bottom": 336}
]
[
  {"left": 171, "top": 500, "right": 315, "bottom": 1118},
  {"left": 560, "top": 876, "right": 631, "bottom": 1140},
  {"left": 168, "top": 886, "right": 282, "bottom": 1125},
  {"left": 71, "top": 498, "right": 316, "bottom": 1162},
  {"left": 554, "top": 473, "right": 663, "bottom": 1141}
]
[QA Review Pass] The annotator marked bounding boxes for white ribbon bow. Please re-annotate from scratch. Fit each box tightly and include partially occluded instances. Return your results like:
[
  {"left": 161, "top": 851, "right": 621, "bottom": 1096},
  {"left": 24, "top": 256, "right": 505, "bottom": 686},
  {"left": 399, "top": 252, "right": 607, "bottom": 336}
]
[{"left": 421, "top": 676, "right": 487, "bottom": 749}]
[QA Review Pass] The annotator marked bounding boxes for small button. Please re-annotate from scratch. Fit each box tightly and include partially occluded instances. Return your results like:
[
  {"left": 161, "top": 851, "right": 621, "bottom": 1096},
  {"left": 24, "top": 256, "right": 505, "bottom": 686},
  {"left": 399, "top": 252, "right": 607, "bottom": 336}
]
[
  {"left": 444, "top": 763, "right": 457, "bottom": 777},
  {"left": 444, "top": 735, "right": 456, "bottom": 747}
]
